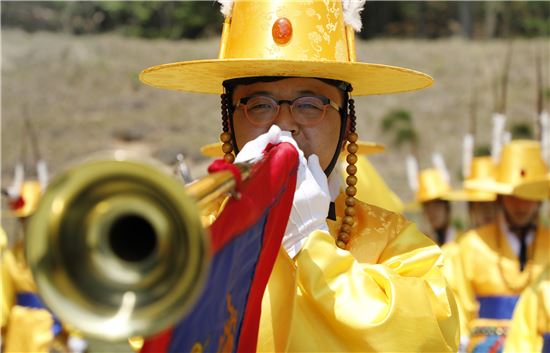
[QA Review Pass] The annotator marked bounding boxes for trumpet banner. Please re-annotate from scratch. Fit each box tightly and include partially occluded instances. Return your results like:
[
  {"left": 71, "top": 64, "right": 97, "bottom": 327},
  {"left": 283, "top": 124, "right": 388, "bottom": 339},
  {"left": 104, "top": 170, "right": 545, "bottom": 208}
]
[{"left": 141, "top": 143, "right": 298, "bottom": 353}]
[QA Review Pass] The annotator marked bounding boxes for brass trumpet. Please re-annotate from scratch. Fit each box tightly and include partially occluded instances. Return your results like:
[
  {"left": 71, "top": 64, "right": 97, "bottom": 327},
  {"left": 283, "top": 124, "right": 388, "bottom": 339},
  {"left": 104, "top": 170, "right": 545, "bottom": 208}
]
[{"left": 26, "top": 151, "right": 251, "bottom": 341}]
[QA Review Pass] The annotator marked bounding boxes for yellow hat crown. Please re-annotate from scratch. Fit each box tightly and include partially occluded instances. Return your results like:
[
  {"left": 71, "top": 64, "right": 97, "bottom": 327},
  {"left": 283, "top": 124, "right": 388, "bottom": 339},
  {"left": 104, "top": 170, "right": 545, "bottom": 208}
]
[
  {"left": 140, "top": 0, "right": 432, "bottom": 95},
  {"left": 496, "top": 140, "right": 548, "bottom": 184},
  {"left": 416, "top": 168, "right": 451, "bottom": 203},
  {"left": 467, "top": 156, "right": 496, "bottom": 181},
  {"left": 465, "top": 140, "right": 550, "bottom": 200},
  {"left": 219, "top": 0, "right": 354, "bottom": 62}
]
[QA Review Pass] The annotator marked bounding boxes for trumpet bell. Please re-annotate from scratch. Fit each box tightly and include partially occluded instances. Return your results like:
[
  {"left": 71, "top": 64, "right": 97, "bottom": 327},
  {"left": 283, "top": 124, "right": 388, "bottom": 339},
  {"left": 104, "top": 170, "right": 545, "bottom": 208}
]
[{"left": 26, "top": 157, "right": 209, "bottom": 341}]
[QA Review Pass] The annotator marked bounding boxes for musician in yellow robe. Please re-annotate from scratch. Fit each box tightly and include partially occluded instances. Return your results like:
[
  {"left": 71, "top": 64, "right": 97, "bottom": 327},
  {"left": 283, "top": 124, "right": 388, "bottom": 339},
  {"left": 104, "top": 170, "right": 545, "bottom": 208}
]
[
  {"left": 140, "top": 0, "right": 459, "bottom": 351},
  {"left": 445, "top": 140, "right": 550, "bottom": 353},
  {"left": 1, "top": 181, "right": 58, "bottom": 353},
  {"left": 503, "top": 265, "right": 550, "bottom": 353}
]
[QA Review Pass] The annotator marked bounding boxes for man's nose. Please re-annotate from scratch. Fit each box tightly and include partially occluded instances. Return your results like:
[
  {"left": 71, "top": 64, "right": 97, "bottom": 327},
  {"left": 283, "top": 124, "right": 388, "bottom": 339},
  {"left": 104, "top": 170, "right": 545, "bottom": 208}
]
[{"left": 274, "top": 103, "right": 299, "bottom": 135}]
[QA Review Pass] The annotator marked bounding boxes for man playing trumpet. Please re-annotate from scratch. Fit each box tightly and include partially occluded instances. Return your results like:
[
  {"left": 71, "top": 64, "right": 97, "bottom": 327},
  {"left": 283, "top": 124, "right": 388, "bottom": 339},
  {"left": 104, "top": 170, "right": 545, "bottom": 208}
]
[{"left": 139, "top": 0, "right": 459, "bottom": 351}]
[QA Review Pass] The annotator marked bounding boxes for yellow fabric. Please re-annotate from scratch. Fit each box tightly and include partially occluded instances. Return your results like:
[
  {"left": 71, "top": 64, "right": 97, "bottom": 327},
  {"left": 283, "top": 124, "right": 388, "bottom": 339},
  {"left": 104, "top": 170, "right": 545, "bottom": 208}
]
[
  {"left": 1, "top": 243, "right": 56, "bottom": 352},
  {"left": 441, "top": 241, "right": 470, "bottom": 338},
  {"left": 140, "top": 0, "right": 432, "bottom": 96},
  {"left": 4, "top": 305, "right": 53, "bottom": 353},
  {"left": 445, "top": 157, "right": 497, "bottom": 202},
  {"left": 341, "top": 156, "right": 404, "bottom": 213},
  {"left": 445, "top": 221, "right": 550, "bottom": 336},
  {"left": 504, "top": 265, "right": 550, "bottom": 353},
  {"left": 257, "top": 200, "right": 459, "bottom": 352}
]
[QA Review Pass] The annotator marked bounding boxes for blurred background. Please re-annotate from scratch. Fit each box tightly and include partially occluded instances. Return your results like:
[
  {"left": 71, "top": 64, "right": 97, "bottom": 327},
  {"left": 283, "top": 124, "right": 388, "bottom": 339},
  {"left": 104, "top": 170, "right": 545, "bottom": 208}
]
[{"left": 2, "top": 0, "right": 549, "bottom": 227}]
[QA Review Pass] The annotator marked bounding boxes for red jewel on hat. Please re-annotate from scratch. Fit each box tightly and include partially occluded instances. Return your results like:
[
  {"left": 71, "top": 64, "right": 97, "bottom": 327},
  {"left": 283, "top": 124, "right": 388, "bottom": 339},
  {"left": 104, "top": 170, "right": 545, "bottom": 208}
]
[
  {"left": 272, "top": 18, "right": 292, "bottom": 45},
  {"left": 520, "top": 169, "right": 526, "bottom": 177}
]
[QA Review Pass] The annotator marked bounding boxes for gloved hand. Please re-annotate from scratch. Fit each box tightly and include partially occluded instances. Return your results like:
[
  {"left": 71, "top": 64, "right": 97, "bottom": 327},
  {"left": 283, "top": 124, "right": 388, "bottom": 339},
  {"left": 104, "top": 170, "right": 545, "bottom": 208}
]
[
  {"left": 234, "top": 125, "right": 330, "bottom": 258},
  {"left": 235, "top": 125, "right": 286, "bottom": 163},
  {"left": 283, "top": 154, "right": 330, "bottom": 259}
]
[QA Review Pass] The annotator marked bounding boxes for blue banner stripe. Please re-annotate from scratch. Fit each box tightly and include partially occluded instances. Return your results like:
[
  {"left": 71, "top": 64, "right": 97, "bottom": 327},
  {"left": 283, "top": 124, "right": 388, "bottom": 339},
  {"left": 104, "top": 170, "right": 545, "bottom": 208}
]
[
  {"left": 542, "top": 333, "right": 550, "bottom": 353},
  {"left": 477, "top": 296, "right": 519, "bottom": 320},
  {"left": 16, "top": 292, "right": 62, "bottom": 336},
  {"left": 168, "top": 210, "right": 270, "bottom": 353}
]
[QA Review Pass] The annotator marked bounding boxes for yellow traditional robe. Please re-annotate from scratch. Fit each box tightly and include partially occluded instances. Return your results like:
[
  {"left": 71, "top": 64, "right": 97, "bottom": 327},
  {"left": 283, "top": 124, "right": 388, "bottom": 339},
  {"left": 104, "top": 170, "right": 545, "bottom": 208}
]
[
  {"left": 257, "top": 199, "right": 460, "bottom": 352},
  {"left": 445, "top": 222, "right": 550, "bottom": 336},
  {"left": 1, "top": 243, "right": 54, "bottom": 353},
  {"left": 504, "top": 265, "right": 550, "bottom": 353}
]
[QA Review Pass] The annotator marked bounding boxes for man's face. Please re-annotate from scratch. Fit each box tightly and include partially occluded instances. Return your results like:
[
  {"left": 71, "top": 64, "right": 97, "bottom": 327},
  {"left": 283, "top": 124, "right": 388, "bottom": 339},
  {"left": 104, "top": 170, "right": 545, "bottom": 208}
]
[
  {"left": 231, "top": 78, "right": 344, "bottom": 170},
  {"left": 422, "top": 199, "right": 451, "bottom": 232},
  {"left": 468, "top": 201, "right": 497, "bottom": 228},
  {"left": 501, "top": 195, "right": 541, "bottom": 228}
]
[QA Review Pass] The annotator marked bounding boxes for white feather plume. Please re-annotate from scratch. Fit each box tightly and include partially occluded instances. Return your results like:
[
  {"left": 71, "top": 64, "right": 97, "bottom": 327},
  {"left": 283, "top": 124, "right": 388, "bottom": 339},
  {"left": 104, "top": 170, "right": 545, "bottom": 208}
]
[
  {"left": 406, "top": 155, "right": 419, "bottom": 192},
  {"left": 217, "top": 0, "right": 233, "bottom": 17},
  {"left": 432, "top": 153, "right": 450, "bottom": 185},
  {"left": 37, "top": 160, "right": 49, "bottom": 190},
  {"left": 342, "top": 0, "right": 366, "bottom": 32},
  {"left": 6, "top": 164, "right": 24, "bottom": 199},
  {"left": 491, "top": 112, "right": 506, "bottom": 162},
  {"left": 462, "top": 134, "right": 474, "bottom": 179},
  {"left": 541, "top": 111, "right": 550, "bottom": 165}
]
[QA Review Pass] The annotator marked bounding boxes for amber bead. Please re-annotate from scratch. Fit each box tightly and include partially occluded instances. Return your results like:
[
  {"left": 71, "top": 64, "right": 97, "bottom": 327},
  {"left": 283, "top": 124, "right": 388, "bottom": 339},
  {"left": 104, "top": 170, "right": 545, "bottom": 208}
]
[
  {"left": 345, "top": 197, "right": 355, "bottom": 207},
  {"left": 346, "top": 153, "right": 358, "bottom": 165},
  {"left": 340, "top": 223, "right": 352, "bottom": 233},
  {"left": 347, "top": 143, "right": 358, "bottom": 154},
  {"left": 344, "top": 207, "right": 355, "bottom": 217},
  {"left": 346, "top": 164, "right": 357, "bottom": 175},
  {"left": 347, "top": 132, "right": 358, "bottom": 143},
  {"left": 336, "top": 240, "right": 347, "bottom": 249},
  {"left": 222, "top": 143, "right": 233, "bottom": 153},
  {"left": 342, "top": 216, "right": 354, "bottom": 226},
  {"left": 338, "top": 232, "right": 351, "bottom": 243},
  {"left": 346, "top": 175, "right": 357, "bottom": 186},
  {"left": 224, "top": 153, "right": 235, "bottom": 163},
  {"left": 346, "top": 186, "right": 357, "bottom": 197},
  {"left": 220, "top": 132, "right": 232, "bottom": 143}
]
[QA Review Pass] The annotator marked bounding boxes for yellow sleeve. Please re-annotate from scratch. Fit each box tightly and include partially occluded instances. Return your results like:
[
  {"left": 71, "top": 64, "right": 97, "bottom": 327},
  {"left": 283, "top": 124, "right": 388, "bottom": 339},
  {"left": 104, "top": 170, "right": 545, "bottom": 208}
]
[
  {"left": 292, "top": 225, "right": 459, "bottom": 352},
  {"left": 443, "top": 232, "right": 479, "bottom": 335},
  {"left": 504, "top": 267, "right": 550, "bottom": 353},
  {"left": 1, "top": 250, "right": 15, "bottom": 328},
  {"left": 442, "top": 241, "right": 475, "bottom": 338}
]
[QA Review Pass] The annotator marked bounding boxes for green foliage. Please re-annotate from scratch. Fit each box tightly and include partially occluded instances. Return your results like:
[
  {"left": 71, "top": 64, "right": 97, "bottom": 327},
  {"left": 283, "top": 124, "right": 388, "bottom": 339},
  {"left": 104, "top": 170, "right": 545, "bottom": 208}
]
[
  {"left": 381, "top": 109, "right": 418, "bottom": 148},
  {"left": 451, "top": 217, "right": 466, "bottom": 232},
  {"left": 510, "top": 122, "right": 534, "bottom": 140},
  {"left": 1, "top": 1, "right": 548, "bottom": 39},
  {"left": 1, "top": 1, "right": 223, "bottom": 39},
  {"left": 474, "top": 144, "right": 491, "bottom": 157}
]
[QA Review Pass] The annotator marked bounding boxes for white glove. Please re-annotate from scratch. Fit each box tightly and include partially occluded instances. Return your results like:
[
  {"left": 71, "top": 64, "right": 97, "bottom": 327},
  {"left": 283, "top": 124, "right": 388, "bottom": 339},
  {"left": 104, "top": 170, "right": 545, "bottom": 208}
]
[
  {"left": 235, "top": 125, "right": 284, "bottom": 163},
  {"left": 234, "top": 125, "right": 330, "bottom": 258},
  {"left": 283, "top": 154, "right": 330, "bottom": 258}
]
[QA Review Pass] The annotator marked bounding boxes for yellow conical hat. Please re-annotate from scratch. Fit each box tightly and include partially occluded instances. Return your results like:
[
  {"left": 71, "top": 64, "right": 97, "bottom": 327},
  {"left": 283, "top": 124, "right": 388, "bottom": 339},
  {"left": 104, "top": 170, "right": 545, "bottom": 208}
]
[
  {"left": 445, "top": 156, "right": 497, "bottom": 202},
  {"left": 10, "top": 181, "right": 42, "bottom": 218},
  {"left": 415, "top": 168, "right": 451, "bottom": 203},
  {"left": 200, "top": 140, "right": 384, "bottom": 158},
  {"left": 140, "top": 0, "right": 432, "bottom": 96},
  {"left": 465, "top": 140, "right": 550, "bottom": 201}
]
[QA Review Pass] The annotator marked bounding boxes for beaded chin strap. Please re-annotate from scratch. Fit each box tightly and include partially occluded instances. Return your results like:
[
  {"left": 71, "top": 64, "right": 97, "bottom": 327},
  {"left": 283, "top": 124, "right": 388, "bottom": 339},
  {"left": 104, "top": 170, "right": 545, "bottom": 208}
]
[
  {"left": 219, "top": 89, "right": 358, "bottom": 250},
  {"left": 220, "top": 92, "right": 235, "bottom": 163},
  {"left": 336, "top": 91, "right": 357, "bottom": 250}
]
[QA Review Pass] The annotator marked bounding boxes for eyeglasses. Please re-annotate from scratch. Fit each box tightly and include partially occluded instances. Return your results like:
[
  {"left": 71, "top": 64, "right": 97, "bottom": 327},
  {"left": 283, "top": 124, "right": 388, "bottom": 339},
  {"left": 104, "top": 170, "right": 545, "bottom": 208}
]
[{"left": 235, "top": 95, "right": 341, "bottom": 127}]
